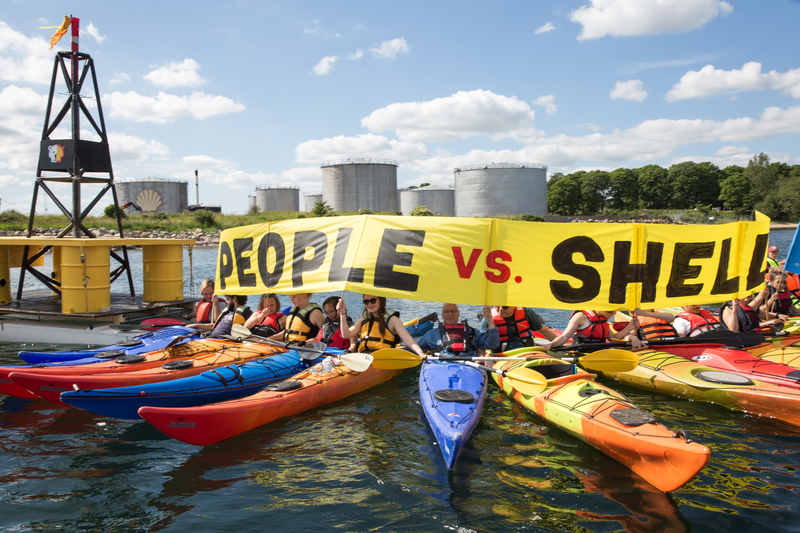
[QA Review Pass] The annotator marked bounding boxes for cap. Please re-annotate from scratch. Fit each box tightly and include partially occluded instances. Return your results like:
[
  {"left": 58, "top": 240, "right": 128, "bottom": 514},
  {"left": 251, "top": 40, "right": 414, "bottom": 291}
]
[{"left": 769, "top": 245, "right": 779, "bottom": 252}]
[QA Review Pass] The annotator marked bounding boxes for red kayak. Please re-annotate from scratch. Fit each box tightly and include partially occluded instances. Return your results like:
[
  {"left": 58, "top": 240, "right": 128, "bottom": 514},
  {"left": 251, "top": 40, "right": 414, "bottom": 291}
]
[
  {"left": 139, "top": 364, "right": 403, "bottom": 446},
  {"left": 9, "top": 341, "right": 286, "bottom": 405},
  {"left": 654, "top": 343, "right": 800, "bottom": 389}
]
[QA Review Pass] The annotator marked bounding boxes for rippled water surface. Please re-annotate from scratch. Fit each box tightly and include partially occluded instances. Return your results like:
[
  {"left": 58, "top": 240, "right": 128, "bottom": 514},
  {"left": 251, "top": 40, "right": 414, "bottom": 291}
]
[{"left": 0, "top": 229, "right": 798, "bottom": 532}]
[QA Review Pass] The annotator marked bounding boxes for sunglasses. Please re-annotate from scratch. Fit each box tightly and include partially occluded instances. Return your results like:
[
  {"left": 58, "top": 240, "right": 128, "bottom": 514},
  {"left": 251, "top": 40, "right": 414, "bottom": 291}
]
[{"left": 363, "top": 298, "right": 379, "bottom": 305}]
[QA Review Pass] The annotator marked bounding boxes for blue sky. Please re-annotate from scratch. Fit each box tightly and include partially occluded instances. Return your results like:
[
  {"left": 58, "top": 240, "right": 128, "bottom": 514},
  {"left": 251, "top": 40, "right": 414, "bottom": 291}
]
[{"left": 1, "top": 0, "right": 800, "bottom": 215}]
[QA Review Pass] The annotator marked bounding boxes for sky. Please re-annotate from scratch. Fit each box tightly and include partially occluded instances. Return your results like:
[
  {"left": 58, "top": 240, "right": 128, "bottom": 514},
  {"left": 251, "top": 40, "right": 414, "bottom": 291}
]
[{"left": 1, "top": 0, "right": 800, "bottom": 215}]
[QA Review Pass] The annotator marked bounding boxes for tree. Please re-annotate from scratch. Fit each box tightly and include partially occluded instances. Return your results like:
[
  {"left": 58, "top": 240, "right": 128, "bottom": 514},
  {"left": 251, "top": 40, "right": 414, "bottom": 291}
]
[
  {"left": 580, "top": 170, "right": 611, "bottom": 214},
  {"left": 103, "top": 204, "right": 126, "bottom": 218},
  {"left": 668, "top": 161, "right": 723, "bottom": 209},
  {"left": 637, "top": 165, "right": 672, "bottom": 209},
  {"left": 311, "top": 200, "right": 335, "bottom": 217},
  {"left": 607, "top": 168, "right": 639, "bottom": 211},
  {"left": 419, "top": 182, "right": 431, "bottom": 188},
  {"left": 547, "top": 172, "right": 583, "bottom": 215},
  {"left": 719, "top": 167, "right": 754, "bottom": 214},
  {"left": 410, "top": 205, "right": 434, "bottom": 216}
]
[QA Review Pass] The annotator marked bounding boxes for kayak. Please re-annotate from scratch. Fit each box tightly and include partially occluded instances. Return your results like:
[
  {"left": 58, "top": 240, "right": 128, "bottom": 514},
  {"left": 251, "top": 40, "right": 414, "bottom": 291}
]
[
  {"left": 654, "top": 343, "right": 800, "bottom": 389},
  {"left": 419, "top": 360, "right": 487, "bottom": 469},
  {"left": 59, "top": 349, "right": 325, "bottom": 419},
  {"left": 746, "top": 339, "right": 800, "bottom": 368},
  {"left": 491, "top": 351, "right": 710, "bottom": 492},
  {"left": 600, "top": 348, "right": 800, "bottom": 429},
  {"left": 18, "top": 325, "right": 199, "bottom": 364},
  {"left": 9, "top": 340, "right": 286, "bottom": 404},
  {"left": 139, "top": 363, "right": 404, "bottom": 446}
]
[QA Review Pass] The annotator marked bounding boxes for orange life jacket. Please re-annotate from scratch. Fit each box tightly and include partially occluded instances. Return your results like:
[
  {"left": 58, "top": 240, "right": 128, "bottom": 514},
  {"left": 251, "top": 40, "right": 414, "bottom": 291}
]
[
  {"left": 636, "top": 316, "right": 678, "bottom": 340},
  {"left": 491, "top": 307, "right": 532, "bottom": 343},
  {"left": 573, "top": 310, "right": 609, "bottom": 341},
  {"left": 676, "top": 309, "right": 720, "bottom": 336}
]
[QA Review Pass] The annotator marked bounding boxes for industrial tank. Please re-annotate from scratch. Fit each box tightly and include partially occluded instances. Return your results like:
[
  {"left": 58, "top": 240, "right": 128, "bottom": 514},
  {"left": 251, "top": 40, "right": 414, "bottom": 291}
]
[
  {"left": 254, "top": 186, "right": 300, "bottom": 212},
  {"left": 117, "top": 177, "right": 188, "bottom": 214},
  {"left": 321, "top": 159, "right": 398, "bottom": 213},
  {"left": 304, "top": 193, "right": 323, "bottom": 212},
  {"left": 400, "top": 186, "right": 455, "bottom": 216},
  {"left": 454, "top": 163, "right": 547, "bottom": 217},
  {"left": 247, "top": 195, "right": 257, "bottom": 213}
]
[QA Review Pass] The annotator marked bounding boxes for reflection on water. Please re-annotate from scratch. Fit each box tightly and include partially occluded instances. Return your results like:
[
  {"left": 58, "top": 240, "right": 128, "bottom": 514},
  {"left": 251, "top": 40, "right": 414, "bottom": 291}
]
[{"left": 1, "top": 241, "right": 800, "bottom": 531}]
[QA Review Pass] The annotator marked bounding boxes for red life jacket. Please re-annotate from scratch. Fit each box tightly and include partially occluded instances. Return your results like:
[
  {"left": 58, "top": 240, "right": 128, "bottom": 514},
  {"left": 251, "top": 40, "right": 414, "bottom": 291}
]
[
  {"left": 718, "top": 302, "right": 759, "bottom": 332},
  {"left": 768, "top": 285, "right": 792, "bottom": 315},
  {"left": 253, "top": 312, "right": 285, "bottom": 337},
  {"left": 437, "top": 322, "right": 475, "bottom": 354},
  {"left": 636, "top": 316, "right": 678, "bottom": 340},
  {"left": 195, "top": 297, "right": 226, "bottom": 323},
  {"left": 677, "top": 309, "right": 719, "bottom": 336},
  {"left": 491, "top": 307, "right": 532, "bottom": 343},
  {"left": 318, "top": 317, "right": 351, "bottom": 350},
  {"left": 572, "top": 310, "right": 609, "bottom": 341}
]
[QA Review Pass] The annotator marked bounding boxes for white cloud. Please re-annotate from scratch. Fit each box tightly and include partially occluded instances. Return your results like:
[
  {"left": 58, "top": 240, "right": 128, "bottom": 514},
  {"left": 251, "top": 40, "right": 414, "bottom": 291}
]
[
  {"left": 610, "top": 79, "right": 647, "bottom": 102},
  {"left": 84, "top": 23, "right": 106, "bottom": 44},
  {"left": 716, "top": 145, "right": 750, "bottom": 156},
  {"left": 294, "top": 133, "right": 429, "bottom": 163},
  {"left": 570, "top": 0, "right": 733, "bottom": 40},
  {"left": 182, "top": 155, "right": 234, "bottom": 169},
  {"left": 535, "top": 22, "right": 556, "bottom": 35},
  {"left": 104, "top": 91, "right": 246, "bottom": 123},
  {"left": 0, "top": 21, "right": 57, "bottom": 84},
  {"left": 532, "top": 95, "right": 558, "bottom": 114},
  {"left": 312, "top": 56, "right": 338, "bottom": 76},
  {"left": 143, "top": 59, "right": 206, "bottom": 88},
  {"left": 666, "top": 61, "right": 800, "bottom": 102},
  {"left": 0, "top": 85, "right": 49, "bottom": 171},
  {"left": 348, "top": 49, "right": 364, "bottom": 60},
  {"left": 109, "top": 72, "right": 130, "bottom": 86},
  {"left": 361, "top": 89, "right": 536, "bottom": 143},
  {"left": 369, "top": 38, "right": 409, "bottom": 59},
  {"left": 0, "top": 175, "right": 22, "bottom": 187},
  {"left": 304, "top": 17, "right": 341, "bottom": 37},
  {"left": 107, "top": 132, "right": 170, "bottom": 163}
]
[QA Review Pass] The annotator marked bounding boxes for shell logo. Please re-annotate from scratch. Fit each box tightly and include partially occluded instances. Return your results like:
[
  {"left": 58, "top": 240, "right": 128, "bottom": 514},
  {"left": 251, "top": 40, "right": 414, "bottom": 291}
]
[
  {"left": 48, "top": 144, "right": 65, "bottom": 163},
  {"left": 135, "top": 189, "right": 163, "bottom": 212}
]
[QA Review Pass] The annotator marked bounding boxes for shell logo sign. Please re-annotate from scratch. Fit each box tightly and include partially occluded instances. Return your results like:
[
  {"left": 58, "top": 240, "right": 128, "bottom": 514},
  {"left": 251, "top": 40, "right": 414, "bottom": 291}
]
[
  {"left": 48, "top": 144, "right": 65, "bottom": 163},
  {"left": 135, "top": 189, "right": 163, "bottom": 212}
]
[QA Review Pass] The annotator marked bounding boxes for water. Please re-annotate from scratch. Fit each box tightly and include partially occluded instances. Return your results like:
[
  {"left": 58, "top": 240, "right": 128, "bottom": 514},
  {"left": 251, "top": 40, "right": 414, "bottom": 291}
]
[{"left": 1, "top": 229, "right": 799, "bottom": 532}]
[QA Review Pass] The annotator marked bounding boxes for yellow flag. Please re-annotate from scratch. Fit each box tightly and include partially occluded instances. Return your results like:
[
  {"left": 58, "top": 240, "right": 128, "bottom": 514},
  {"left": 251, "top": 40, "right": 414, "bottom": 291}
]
[{"left": 40, "top": 16, "right": 72, "bottom": 49}]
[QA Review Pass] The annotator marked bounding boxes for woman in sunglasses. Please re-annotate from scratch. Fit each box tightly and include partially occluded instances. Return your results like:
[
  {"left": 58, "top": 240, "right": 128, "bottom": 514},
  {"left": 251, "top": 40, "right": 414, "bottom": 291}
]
[{"left": 337, "top": 295, "right": 425, "bottom": 356}]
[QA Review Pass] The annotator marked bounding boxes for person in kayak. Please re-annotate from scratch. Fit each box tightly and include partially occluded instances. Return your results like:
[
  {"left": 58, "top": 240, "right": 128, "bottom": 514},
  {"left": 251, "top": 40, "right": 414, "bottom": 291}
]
[
  {"left": 540, "top": 311, "right": 641, "bottom": 350},
  {"left": 269, "top": 293, "right": 325, "bottom": 345},
  {"left": 767, "top": 245, "right": 780, "bottom": 269},
  {"left": 417, "top": 303, "right": 499, "bottom": 357},
  {"left": 244, "top": 293, "right": 287, "bottom": 337},
  {"left": 202, "top": 295, "right": 252, "bottom": 337},
  {"left": 337, "top": 295, "right": 425, "bottom": 356},
  {"left": 316, "top": 296, "right": 353, "bottom": 349},
  {"left": 718, "top": 289, "right": 778, "bottom": 332},
  {"left": 479, "top": 305, "right": 557, "bottom": 352},
  {"left": 191, "top": 278, "right": 225, "bottom": 324},
  {"left": 673, "top": 305, "right": 722, "bottom": 337},
  {"left": 763, "top": 268, "right": 800, "bottom": 320},
  {"left": 633, "top": 308, "right": 679, "bottom": 340}
]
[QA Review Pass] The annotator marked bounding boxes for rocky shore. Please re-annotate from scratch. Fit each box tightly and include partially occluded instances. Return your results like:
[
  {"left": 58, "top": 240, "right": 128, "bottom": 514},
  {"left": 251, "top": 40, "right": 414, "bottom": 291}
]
[{"left": 0, "top": 227, "right": 222, "bottom": 247}]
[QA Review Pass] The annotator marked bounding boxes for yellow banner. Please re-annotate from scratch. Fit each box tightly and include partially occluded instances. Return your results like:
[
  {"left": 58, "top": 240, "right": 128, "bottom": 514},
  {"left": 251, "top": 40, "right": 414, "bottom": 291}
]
[{"left": 215, "top": 213, "right": 772, "bottom": 311}]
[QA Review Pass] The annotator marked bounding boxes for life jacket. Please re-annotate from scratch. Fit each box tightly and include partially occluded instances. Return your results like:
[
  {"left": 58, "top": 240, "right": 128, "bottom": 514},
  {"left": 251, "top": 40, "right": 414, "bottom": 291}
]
[
  {"left": 252, "top": 312, "right": 285, "bottom": 337},
  {"left": 767, "top": 257, "right": 780, "bottom": 269},
  {"left": 718, "top": 302, "right": 759, "bottom": 332},
  {"left": 211, "top": 305, "right": 250, "bottom": 337},
  {"left": 768, "top": 285, "right": 792, "bottom": 315},
  {"left": 677, "top": 308, "right": 720, "bottom": 336},
  {"left": 572, "top": 310, "right": 610, "bottom": 341},
  {"left": 356, "top": 309, "right": 400, "bottom": 352},
  {"left": 491, "top": 307, "right": 533, "bottom": 344},
  {"left": 437, "top": 321, "right": 476, "bottom": 355},
  {"left": 195, "top": 297, "right": 226, "bottom": 323},
  {"left": 636, "top": 316, "right": 678, "bottom": 340},
  {"left": 319, "top": 317, "right": 351, "bottom": 350},
  {"left": 284, "top": 304, "right": 323, "bottom": 343},
  {"left": 786, "top": 272, "right": 800, "bottom": 306}
]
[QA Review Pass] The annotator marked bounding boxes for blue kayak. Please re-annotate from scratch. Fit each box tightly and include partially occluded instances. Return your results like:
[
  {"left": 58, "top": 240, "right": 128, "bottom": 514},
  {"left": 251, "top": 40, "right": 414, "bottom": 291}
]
[
  {"left": 419, "top": 360, "right": 488, "bottom": 470},
  {"left": 58, "top": 349, "right": 334, "bottom": 419},
  {"left": 18, "top": 326, "right": 199, "bottom": 364}
]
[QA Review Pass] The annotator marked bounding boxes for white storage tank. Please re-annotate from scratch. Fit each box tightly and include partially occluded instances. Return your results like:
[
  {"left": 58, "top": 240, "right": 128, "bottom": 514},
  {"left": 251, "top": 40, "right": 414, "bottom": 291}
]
[
  {"left": 117, "top": 177, "right": 188, "bottom": 214},
  {"left": 454, "top": 163, "right": 547, "bottom": 217},
  {"left": 400, "top": 186, "right": 455, "bottom": 216},
  {"left": 304, "top": 193, "right": 323, "bottom": 212},
  {"left": 321, "top": 159, "right": 398, "bottom": 213},
  {"left": 247, "top": 195, "right": 257, "bottom": 213},
  {"left": 255, "top": 186, "right": 300, "bottom": 212}
]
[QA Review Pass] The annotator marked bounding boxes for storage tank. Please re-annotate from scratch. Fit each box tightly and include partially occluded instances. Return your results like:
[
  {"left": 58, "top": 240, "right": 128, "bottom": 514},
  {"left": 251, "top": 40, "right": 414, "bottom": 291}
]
[
  {"left": 304, "top": 193, "right": 323, "bottom": 212},
  {"left": 400, "top": 186, "right": 455, "bottom": 216},
  {"left": 117, "top": 177, "right": 188, "bottom": 214},
  {"left": 247, "top": 195, "right": 257, "bottom": 213},
  {"left": 254, "top": 185, "right": 300, "bottom": 212},
  {"left": 321, "top": 159, "right": 398, "bottom": 213},
  {"left": 454, "top": 163, "right": 547, "bottom": 217}
]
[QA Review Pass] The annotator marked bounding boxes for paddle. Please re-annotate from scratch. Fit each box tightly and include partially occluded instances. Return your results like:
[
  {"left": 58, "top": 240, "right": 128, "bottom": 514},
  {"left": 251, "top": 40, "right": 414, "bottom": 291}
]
[
  {"left": 369, "top": 348, "right": 547, "bottom": 396},
  {"left": 369, "top": 346, "right": 637, "bottom": 373},
  {"left": 228, "top": 324, "right": 372, "bottom": 371},
  {"left": 550, "top": 328, "right": 748, "bottom": 352}
]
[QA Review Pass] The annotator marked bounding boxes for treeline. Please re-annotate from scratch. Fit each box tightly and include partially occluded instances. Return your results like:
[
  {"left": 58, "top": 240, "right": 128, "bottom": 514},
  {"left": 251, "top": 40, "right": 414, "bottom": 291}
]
[{"left": 547, "top": 153, "right": 800, "bottom": 221}]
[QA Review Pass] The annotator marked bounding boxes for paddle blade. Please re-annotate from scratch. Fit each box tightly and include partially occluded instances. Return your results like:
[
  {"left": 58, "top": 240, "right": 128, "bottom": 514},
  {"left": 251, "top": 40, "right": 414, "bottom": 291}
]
[
  {"left": 370, "top": 348, "right": 423, "bottom": 369},
  {"left": 340, "top": 352, "right": 373, "bottom": 372},
  {"left": 505, "top": 367, "right": 547, "bottom": 396},
  {"left": 231, "top": 324, "right": 252, "bottom": 339},
  {"left": 575, "top": 348, "right": 639, "bottom": 372}
]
